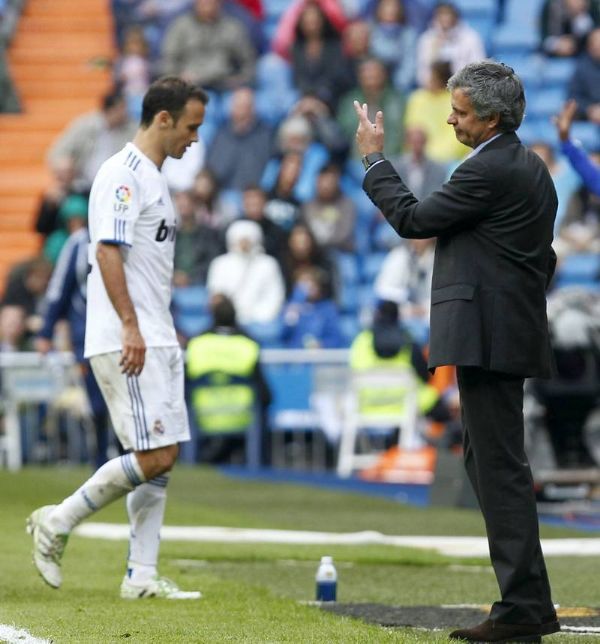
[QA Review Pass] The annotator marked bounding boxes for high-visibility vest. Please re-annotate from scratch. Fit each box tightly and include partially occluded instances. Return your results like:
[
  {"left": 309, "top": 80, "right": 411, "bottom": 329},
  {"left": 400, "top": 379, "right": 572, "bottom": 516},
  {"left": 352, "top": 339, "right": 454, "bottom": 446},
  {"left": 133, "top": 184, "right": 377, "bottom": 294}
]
[
  {"left": 349, "top": 330, "right": 439, "bottom": 416},
  {"left": 186, "top": 332, "right": 260, "bottom": 434}
]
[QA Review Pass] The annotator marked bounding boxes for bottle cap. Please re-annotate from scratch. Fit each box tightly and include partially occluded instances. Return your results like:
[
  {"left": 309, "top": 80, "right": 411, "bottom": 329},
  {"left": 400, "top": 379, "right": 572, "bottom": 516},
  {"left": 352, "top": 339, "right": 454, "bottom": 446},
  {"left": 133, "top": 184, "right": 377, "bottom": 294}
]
[{"left": 321, "top": 556, "right": 333, "bottom": 564}]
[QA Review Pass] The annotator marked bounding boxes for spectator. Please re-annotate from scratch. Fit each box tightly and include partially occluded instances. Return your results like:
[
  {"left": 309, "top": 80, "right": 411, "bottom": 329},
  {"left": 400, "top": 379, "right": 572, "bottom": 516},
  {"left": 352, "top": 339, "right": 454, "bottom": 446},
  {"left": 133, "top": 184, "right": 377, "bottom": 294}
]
[
  {"left": 416, "top": 2, "right": 485, "bottom": 88},
  {"left": 301, "top": 163, "right": 356, "bottom": 251},
  {"left": 48, "top": 90, "right": 135, "bottom": 190},
  {"left": 186, "top": 292, "right": 272, "bottom": 464},
  {"left": 374, "top": 238, "right": 436, "bottom": 341},
  {"left": 241, "top": 186, "right": 288, "bottom": 265},
  {"left": 349, "top": 300, "right": 453, "bottom": 424},
  {"left": 113, "top": 25, "right": 152, "bottom": 114},
  {"left": 34, "top": 157, "right": 87, "bottom": 241},
  {"left": 273, "top": 0, "right": 348, "bottom": 59},
  {"left": 530, "top": 141, "right": 582, "bottom": 234},
  {"left": 287, "top": 1, "right": 353, "bottom": 110},
  {"left": 161, "top": 0, "right": 256, "bottom": 91},
  {"left": 282, "top": 266, "right": 344, "bottom": 348},
  {"left": 343, "top": 19, "right": 371, "bottom": 72},
  {"left": 206, "top": 220, "right": 285, "bottom": 323},
  {"left": 0, "top": 257, "right": 52, "bottom": 351},
  {"left": 292, "top": 94, "right": 350, "bottom": 165},
  {"left": 42, "top": 194, "right": 90, "bottom": 266},
  {"left": 405, "top": 60, "right": 469, "bottom": 163},
  {"left": 390, "top": 125, "right": 448, "bottom": 199},
  {"left": 173, "top": 191, "right": 225, "bottom": 287},
  {"left": 260, "top": 114, "right": 329, "bottom": 203},
  {"left": 35, "top": 203, "right": 113, "bottom": 468},
  {"left": 283, "top": 221, "right": 335, "bottom": 296},
  {"left": 540, "top": 0, "right": 600, "bottom": 57},
  {"left": 191, "top": 168, "right": 237, "bottom": 230},
  {"left": 206, "top": 87, "right": 274, "bottom": 191},
  {"left": 568, "top": 27, "right": 600, "bottom": 123},
  {"left": 264, "top": 151, "right": 303, "bottom": 232},
  {"left": 338, "top": 57, "right": 406, "bottom": 158},
  {"left": 369, "top": 0, "right": 418, "bottom": 92},
  {"left": 0, "top": 45, "right": 19, "bottom": 113}
]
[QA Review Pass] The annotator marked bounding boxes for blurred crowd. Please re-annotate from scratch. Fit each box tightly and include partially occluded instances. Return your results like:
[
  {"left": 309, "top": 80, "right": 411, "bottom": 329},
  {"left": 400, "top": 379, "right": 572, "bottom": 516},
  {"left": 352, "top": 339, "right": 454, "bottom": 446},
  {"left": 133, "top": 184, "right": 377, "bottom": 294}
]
[{"left": 2, "top": 0, "right": 600, "bottom": 467}]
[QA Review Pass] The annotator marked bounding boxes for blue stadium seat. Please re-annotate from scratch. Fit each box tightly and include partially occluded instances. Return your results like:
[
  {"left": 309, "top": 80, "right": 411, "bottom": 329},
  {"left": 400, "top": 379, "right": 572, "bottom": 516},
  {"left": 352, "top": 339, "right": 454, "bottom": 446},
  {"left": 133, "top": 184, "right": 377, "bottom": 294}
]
[
  {"left": 172, "top": 285, "right": 210, "bottom": 314},
  {"left": 493, "top": 53, "right": 542, "bottom": 89},
  {"left": 527, "top": 87, "right": 566, "bottom": 120},
  {"left": 491, "top": 25, "right": 538, "bottom": 56},
  {"left": 454, "top": 0, "right": 496, "bottom": 13},
  {"left": 254, "top": 86, "right": 299, "bottom": 126},
  {"left": 361, "top": 252, "right": 387, "bottom": 283},
  {"left": 357, "top": 283, "right": 377, "bottom": 311},
  {"left": 176, "top": 313, "right": 211, "bottom": 338},
  {"left": 570, "top": 122, "right": 600, "bottom": 151},
  {"left": 332, "top": 251, "right": 359, "bottom": 285},
  {"left": 243, "top": 319, "right": 284, "bottom": 347},
  {"left": 338, "top": 282, "right": 359, "bottom": 313},
  {"left": 542, "top": 58, "right": 576, "bottom": 88},
  {"left": 255, "top": 53, "right": 293, "bottom": 91},
  {"left": 339, "top": 313, "right": 360, "bottom": 345},
  {"left": 263, "top": 363, "right": 313, "bottom": 415},
  {"left": 555, "top": 253, "right": 600, "bottom": 288},
  {"left": 505, "top": 0, "right": 545, "bottom": 26},
  {"left": 263, "top": 0, "right": 290, "bottom": 18}
]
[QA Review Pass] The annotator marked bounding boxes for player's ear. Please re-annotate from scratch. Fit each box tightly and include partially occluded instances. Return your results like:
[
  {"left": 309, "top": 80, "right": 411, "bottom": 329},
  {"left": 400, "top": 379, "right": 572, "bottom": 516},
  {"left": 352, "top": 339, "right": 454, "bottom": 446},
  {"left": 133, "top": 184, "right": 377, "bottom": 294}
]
[{"left": 156, "top": 110, "right": 173, "bottom": 129}]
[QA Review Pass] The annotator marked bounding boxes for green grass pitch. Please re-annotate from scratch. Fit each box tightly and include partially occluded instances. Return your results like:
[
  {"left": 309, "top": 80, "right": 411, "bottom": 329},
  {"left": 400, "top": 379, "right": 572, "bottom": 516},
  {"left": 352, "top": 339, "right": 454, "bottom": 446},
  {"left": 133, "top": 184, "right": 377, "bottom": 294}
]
[{"left": 0, "top": 466, "right": 598, "bottom": 642}]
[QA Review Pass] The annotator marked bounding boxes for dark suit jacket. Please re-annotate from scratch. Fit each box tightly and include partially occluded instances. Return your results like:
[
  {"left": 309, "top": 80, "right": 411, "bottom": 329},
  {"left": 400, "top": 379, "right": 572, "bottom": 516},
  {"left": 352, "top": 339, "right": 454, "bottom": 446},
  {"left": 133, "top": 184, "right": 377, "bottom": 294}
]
[{"left": 364, "top": 132, "right": 558, "bottom": 378}]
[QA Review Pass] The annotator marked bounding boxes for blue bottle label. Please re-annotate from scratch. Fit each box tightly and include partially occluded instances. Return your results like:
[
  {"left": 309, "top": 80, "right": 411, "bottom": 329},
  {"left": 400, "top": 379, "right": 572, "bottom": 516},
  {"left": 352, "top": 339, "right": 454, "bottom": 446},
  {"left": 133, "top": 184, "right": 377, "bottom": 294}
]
[{"left": 316, "top": 581, "right": 337, "bottom": 602}]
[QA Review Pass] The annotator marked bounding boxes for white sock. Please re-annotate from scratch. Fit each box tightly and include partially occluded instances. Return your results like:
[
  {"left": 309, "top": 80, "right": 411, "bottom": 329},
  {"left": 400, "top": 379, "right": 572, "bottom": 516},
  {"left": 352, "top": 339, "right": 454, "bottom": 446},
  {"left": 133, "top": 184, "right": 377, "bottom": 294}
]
[
  {"left": 49, "top": 453, "right": 146, "bottom": 534},
  {"left": 126, "top": 474, "right": 169, "bottom": 584}
]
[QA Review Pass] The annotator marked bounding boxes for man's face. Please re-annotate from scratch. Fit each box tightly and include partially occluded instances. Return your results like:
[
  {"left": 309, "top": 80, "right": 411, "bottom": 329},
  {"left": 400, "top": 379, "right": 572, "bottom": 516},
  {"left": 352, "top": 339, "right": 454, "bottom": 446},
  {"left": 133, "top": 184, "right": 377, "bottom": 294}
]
[
  {"left": 164, "top": 99, "right": 205, "bottom": 159},
  {"left": 447, "top": 89, "right": 496, "bottom": 149}
]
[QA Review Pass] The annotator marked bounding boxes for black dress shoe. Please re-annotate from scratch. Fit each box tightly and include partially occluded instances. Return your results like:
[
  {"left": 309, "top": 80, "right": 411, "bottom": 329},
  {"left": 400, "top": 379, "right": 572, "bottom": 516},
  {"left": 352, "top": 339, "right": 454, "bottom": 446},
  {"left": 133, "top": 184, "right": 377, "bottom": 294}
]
[{"left": 449, "top": 619, "right": 544, "bottom": 643}]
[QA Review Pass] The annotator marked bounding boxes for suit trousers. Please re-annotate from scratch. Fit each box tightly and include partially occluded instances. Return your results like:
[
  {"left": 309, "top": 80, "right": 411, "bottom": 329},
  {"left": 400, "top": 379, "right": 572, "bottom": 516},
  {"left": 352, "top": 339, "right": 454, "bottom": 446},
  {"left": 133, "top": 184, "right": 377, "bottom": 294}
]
[{"left": 456, "top": 366, "right": 554, "bottom": 624}]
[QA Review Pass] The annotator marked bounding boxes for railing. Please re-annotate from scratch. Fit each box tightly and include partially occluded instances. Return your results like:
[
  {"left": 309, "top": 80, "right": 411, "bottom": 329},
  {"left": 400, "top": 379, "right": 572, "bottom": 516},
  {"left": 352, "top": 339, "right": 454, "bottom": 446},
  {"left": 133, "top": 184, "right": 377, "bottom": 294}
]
[{"left": 0, "top": 349, "right": 352, "bottom": 471}]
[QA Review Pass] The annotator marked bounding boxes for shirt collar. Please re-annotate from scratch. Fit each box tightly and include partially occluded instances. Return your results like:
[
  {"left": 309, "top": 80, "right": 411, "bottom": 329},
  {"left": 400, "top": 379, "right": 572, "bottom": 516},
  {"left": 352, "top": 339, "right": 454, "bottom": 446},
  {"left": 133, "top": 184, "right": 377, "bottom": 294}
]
[{"left": 466, "top": 133, "right": 503, "bottom": 159}]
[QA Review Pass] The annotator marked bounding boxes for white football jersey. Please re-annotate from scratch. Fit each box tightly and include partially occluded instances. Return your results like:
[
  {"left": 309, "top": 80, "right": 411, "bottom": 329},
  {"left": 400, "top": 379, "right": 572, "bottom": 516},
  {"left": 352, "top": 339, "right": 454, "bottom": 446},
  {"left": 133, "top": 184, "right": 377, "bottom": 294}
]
[{"left": 84, "top": 142, "right": 179, "bottom": 358}]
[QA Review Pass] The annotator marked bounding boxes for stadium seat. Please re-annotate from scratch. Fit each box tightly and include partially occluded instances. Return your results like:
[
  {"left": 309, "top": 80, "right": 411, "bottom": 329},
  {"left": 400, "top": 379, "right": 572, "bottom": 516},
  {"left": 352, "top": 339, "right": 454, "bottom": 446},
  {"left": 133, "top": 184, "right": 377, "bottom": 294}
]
[
  {"left": 542, "top": 58, "right": 576, "bottom": 88},
  {"left": 243, "top": 319, "right": 284, "bottom": 347},
  {"left": 255, "top": 52, "right": 293, "bottom": 90},
  {"left": 339, "top": 282, "right": 359, "bottom": 313},
  {"left": 555, "top": 253, "right": 600, "bottom": 288},
  {"left": 570, "top": 122, "right": 600, "bottom": 151},
  {"left": 454, "top": 0, "right": 496, "bottom": 13},
  {"left": 491, "top": 24, "right": 538, "bottom": 56},
  {"left": 527, "top": 87, "right": 566, "bottom": 120},
  {"left": 339, "top": 313, "right": 361, "bottom": 345},
  {"left": 176, "top": 313, "right": 211, "bottom": 338},
  {"left": 263, "top": 0, "right": 290, "bottom": 18},
  {"left": 332, "top": 251, "right": 359, "bottom": 285},
  {"left": 361, "top": 252, "right": 387, "bottom": 283},
  {"left": 493, "top": 53, "right": 542, "bottom": 89},
  {"left": 254, "top": 86, "right": 300, "bottom": 126},
  {"left": 172, "top": 285, "right": 210, "bottom": 314}
]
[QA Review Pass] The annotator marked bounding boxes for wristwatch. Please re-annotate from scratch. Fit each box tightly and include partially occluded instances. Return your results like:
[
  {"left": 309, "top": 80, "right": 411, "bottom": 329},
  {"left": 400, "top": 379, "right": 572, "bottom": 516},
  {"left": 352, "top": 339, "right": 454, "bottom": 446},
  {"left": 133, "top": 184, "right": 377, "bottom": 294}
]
[{"left": 361, "top": 152, "right": 385, "bottom": 171}]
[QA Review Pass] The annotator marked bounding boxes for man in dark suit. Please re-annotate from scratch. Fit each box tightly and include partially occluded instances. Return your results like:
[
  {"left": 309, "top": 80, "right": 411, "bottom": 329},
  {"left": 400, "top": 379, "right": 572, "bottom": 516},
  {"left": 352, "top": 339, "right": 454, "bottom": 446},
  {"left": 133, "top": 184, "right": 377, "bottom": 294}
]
[{"left": 354, "top": 61, "right": 560, "bottom": 642}]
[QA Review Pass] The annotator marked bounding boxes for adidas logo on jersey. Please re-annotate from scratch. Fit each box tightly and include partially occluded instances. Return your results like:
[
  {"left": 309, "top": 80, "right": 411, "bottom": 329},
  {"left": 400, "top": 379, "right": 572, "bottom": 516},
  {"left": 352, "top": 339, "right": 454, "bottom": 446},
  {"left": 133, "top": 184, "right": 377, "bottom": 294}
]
[{"left": 155, "top": 219, "right": 176, "bottom": 242}]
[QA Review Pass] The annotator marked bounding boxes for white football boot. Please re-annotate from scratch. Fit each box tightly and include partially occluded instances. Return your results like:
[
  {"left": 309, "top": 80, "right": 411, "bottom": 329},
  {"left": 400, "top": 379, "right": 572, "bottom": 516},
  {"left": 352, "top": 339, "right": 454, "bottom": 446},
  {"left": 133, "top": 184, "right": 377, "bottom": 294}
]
[
  {"left": 26, "top": 505, "right": 69, "bottom": 589},
  {"left": 120, "top": 575, "right": 202, "bottom": 600}
]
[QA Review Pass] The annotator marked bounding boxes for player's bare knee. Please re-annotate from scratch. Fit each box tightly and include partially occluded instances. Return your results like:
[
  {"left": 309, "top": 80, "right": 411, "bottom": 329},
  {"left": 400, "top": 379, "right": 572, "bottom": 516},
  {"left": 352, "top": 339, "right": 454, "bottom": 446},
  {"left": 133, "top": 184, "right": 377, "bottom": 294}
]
[{"left": 135, "top": 444, "right": 178, "bottom": 479}]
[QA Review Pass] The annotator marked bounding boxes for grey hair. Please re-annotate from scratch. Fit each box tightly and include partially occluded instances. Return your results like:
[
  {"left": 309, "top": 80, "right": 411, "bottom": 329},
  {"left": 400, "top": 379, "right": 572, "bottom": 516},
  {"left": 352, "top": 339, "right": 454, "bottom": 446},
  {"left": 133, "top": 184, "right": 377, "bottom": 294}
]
[{"left": 447, "top": 60, "right": 526, "bottom": 133}]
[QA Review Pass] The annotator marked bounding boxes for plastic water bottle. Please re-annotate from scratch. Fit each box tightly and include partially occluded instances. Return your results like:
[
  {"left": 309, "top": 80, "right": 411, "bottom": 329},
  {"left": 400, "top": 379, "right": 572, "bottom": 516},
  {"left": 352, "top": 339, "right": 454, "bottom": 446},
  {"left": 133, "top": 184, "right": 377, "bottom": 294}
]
[{"left": 315, "top": 556, "right": 337, "bottom": 602}]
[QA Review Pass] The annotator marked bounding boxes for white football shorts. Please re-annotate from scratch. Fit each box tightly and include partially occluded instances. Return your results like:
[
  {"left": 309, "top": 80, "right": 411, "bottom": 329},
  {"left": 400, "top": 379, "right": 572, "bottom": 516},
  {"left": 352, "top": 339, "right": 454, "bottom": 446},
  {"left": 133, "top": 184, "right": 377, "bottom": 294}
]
[{"left": 90, "top": 346, "right": 191, "bottom": 451}]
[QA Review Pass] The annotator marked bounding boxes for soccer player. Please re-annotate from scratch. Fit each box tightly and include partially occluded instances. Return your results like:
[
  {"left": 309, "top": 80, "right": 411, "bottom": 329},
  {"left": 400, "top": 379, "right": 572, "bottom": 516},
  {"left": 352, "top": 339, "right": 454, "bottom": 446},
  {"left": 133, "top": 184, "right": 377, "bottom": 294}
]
[{"left": 27, "top": 77, "right": 208, "bottom": 599}]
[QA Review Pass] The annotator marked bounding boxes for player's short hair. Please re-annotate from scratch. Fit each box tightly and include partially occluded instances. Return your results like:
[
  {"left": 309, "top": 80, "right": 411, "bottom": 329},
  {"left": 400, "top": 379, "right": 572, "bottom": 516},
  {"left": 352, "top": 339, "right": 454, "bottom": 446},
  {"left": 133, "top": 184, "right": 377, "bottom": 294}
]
[
  {"left": 140, "top": 76, "right": 209, "bottom": 127},
  {"left": 447, "top": 61, "right": 525, "bottom": 133}
]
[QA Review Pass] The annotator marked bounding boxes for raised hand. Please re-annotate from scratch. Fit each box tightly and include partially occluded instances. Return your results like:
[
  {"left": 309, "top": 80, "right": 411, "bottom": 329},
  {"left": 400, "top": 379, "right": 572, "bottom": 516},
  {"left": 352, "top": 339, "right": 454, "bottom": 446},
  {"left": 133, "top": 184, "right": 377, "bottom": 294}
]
[
  {"left": 353, "top": 100, "right": 385, "bottom": 157},
  {"left": 553, "top": 99, "right": 577, "bottom": 142}
]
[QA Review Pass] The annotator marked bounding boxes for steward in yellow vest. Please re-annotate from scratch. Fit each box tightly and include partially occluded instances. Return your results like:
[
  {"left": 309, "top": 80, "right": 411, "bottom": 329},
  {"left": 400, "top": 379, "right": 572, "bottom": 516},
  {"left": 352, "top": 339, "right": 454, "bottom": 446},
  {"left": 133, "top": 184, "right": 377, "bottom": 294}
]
[
  {"left": 349, "top": 300, "right": 452, "bottom": 423},
  {"left": 186, "top": 294, "right": 272, "bottom": 463}
]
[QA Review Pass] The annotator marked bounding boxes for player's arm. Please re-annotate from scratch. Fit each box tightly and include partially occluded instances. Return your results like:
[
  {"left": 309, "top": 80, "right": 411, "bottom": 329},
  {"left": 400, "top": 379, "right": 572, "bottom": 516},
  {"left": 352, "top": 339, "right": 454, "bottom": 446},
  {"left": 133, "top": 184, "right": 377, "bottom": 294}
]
[{"left": 96, "top": 242, "right": 146, "bottom": 376}]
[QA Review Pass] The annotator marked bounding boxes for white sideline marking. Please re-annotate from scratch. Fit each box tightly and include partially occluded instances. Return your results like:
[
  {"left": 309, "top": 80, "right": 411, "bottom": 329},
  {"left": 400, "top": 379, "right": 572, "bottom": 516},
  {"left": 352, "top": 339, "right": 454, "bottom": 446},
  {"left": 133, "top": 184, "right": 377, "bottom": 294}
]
[
  {"left": 74, "top": 523, "right": 600, "bottom": 558},
  {"left": 0, "top": 625, "right": 51, "bottom": 644}
]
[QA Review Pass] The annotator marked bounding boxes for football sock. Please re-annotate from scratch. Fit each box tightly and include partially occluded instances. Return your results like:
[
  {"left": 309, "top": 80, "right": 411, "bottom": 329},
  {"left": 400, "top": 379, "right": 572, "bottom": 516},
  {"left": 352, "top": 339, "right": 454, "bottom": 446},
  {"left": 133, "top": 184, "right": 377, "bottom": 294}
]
[
  {"left": 126, "top": 474, "right": 169, "bottom": 583},
  {"left": 48, "top": 453, "right": 146, "bottom": 534}
]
